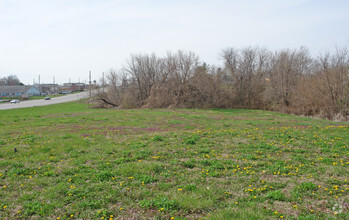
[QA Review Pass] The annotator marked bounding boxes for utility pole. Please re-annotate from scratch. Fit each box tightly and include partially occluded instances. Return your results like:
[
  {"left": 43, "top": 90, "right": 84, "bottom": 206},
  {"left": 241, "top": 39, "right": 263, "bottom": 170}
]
[
  {"left": 38, "top": 75, "right": 41, "bottom": 96},
  {"left": 102, "top": 72, "right": 105, "bottom": 93},
  {"left": 89, "top": 71, "right": 92, "bottom": 98},
  {"left": 53, "top": 76, "right": 56, "bottom": 95}
]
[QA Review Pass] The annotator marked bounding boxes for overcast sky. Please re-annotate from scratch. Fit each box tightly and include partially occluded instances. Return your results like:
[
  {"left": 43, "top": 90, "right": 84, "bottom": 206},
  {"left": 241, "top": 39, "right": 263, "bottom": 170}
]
[{"left": 1, "top": 0, "right": 348, "bottom": 85}]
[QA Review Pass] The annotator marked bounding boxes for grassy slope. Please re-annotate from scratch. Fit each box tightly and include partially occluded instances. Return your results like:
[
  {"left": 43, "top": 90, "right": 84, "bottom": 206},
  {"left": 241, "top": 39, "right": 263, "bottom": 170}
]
[{"left": 0, "top": 102, "right": 348, "bottom": 219}]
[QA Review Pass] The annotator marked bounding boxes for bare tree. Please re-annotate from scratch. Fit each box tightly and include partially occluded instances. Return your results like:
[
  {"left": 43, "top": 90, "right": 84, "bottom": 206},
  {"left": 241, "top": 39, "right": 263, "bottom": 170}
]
[
  {"left": 96, "top": 70, "right": 122, "bottom": 108},
  {"left": 94, "top": 47, "right": 348, "bottom": 121},
  {"left": 146, "top": 50, "right": 200, "bottom": 108},
  {"left": 221, "top": 47, "right": 271, "bottom": 108},
  {"left": 269, "top": 47, "right": 313, "bottom": 109},
  {"left": 0, "top": 74, "right": 23, "bottom": 86},
  {"left": 315, "top": 48, "right": 349, "bottom": 119},
  {"left": 123, "top": 53, "right": 166, "bottom": 105}
]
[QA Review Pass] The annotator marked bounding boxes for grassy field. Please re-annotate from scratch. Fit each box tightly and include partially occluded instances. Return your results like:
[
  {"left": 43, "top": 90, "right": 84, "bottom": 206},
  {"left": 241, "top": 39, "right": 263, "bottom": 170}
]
[{"left": 0, "top": 101, "right": 348, "bottom": 219}]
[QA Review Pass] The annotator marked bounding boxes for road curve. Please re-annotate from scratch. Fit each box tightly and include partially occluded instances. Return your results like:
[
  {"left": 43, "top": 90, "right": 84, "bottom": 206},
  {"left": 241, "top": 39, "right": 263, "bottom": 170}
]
[{"left": 0, "top": 91, "right": 90, "bottom": 110}]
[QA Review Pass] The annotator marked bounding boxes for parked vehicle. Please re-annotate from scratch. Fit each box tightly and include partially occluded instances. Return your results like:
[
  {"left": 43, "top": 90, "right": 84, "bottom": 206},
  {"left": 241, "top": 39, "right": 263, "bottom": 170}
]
[
  {"left": 10, "top": 99, "right": 20, "bottom": 103},
  {"left": 44, "top": 97, "right": 51, "bottom": 100}
]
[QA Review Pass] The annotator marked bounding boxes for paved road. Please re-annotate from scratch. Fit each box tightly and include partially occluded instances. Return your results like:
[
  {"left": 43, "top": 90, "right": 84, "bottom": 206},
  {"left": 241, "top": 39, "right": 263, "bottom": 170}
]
[{"left": 0, "top": 91, "right": 90, "bottom": 110}]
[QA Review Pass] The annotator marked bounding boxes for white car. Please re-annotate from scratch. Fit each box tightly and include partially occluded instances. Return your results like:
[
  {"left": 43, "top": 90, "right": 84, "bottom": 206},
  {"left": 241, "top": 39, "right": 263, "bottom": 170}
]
[{"left": 10, "top": 99, "right": 20, "bottom": 103}]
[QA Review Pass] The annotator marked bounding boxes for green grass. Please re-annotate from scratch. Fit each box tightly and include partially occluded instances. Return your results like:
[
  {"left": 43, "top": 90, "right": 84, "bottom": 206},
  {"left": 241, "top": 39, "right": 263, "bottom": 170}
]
[{"left": 0, "top": 102, "right": 348, "bottom": 219}]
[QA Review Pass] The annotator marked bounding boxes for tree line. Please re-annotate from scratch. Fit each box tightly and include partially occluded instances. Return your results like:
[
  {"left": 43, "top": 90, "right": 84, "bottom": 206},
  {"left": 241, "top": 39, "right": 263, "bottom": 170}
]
[
  {"left": 0, "top": 75, "right": 23, "bottom": 86},
  {"left": 96, "top": 47, "right": 349, "bottom": 121}
]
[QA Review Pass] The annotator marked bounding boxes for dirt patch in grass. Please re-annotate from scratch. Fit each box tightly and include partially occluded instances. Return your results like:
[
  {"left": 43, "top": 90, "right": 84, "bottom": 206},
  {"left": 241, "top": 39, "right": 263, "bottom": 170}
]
[{"left": 95, "top": 126, "right": 171, "bottom": 135}]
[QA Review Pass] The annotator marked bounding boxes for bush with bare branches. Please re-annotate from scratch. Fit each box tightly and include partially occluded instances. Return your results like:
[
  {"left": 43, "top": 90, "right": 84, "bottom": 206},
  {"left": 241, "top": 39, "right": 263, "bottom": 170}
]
[{"left": 95, "top": 47, "right": 349, "bottom": 121}]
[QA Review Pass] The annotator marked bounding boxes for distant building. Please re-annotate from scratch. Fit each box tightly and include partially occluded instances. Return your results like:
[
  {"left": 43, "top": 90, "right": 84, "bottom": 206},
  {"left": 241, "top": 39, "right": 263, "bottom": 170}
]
[
  {"left": 40, "top": 84, "right": 59, "bottom": 94},
  {"left": 61, "top": 83, "right": 86, "bottom": 93},
  {"left": 0, "top": 86, "right": 40, "bottom": 97}
]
